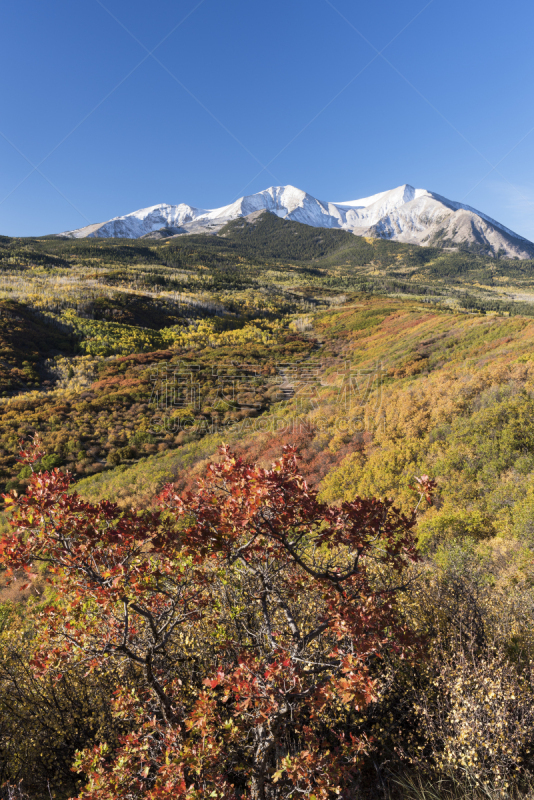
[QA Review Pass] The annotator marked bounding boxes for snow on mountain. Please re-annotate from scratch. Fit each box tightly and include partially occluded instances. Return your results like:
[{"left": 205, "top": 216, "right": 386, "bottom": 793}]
[
  {"left": 187, "top": 186, "right": 344, "bottom": 229},
  {"left": 64, "top": 203, "right": 206, "bottom": 239},
  {"left": 58, "top": 184, "right": 534, "bottom": 259}
]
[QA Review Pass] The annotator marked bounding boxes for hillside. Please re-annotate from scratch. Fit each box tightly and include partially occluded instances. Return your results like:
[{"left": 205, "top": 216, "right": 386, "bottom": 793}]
[
  {"left": 2, "top": 214, "right": 534, "bottom": 525},
  {"left": 4, "top": 218, "right": 534, "bottom": 798},
  {"left": 2, "top": 212, "right": 534, "bottom": 401}
]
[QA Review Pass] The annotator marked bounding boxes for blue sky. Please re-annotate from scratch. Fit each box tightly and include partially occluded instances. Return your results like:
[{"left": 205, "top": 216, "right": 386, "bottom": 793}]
[{"left": 1, "top": 0, "right": 534, "bottom": 238}]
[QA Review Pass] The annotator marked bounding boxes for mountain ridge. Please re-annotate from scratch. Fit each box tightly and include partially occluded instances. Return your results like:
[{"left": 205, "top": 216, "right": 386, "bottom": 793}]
[{"left": 56, "top": 184, "right": 534, "bottom": 259}]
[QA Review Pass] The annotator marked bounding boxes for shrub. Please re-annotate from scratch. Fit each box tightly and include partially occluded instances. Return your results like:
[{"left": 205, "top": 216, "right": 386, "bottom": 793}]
[
  {"left": 0, "top": 440, "right": 426, "bottom": 799},
  {"left": 414, "top": 646, "right": 534, "bottom": 791},
  {"left": 106, "top": 450, "right": 121, "bottom": 467}
]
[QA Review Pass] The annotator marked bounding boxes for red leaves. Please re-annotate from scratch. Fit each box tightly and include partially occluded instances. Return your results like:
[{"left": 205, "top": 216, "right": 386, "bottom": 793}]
[
  {"left": 412, "top": 474, "right": 438, "bottom": 507},
  {"left": 0, "top": 441, "right": 421, "bottom": 799},
  {"left": 16, "top": 433, "right": 45, "bottom": 466},
  {"left": 160, "top": 445, "right": 418, "bottom": 591},
  {"left": 203, "top": 671, "right": 225, "bottom": 690}
]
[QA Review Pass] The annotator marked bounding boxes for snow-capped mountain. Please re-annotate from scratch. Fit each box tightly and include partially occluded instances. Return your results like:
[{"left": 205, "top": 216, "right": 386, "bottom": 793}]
[{"left": 58, "top": 184, "right": 534, "bottom": 259}]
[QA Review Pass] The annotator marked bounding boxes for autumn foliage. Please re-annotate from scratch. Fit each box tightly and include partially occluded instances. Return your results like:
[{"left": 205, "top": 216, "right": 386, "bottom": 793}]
[{"left": 0, "top": 439, "right": 425, "bottom": 799}]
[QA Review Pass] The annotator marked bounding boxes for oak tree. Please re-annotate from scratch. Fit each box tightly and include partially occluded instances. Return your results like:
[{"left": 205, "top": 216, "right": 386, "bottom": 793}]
[{"left": 1, "top": 439, "right": 426, "bottom": 799}]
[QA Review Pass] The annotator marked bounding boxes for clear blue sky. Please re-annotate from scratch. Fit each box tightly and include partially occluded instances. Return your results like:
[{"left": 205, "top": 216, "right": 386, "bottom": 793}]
[{"left": 1, "top": 0, "right": 534, "bottom": 239}]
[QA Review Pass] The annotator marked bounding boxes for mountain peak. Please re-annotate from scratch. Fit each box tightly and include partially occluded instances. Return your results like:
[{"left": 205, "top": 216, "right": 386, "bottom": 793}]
[{"left": 57, "top": 184, "right": 534, "bottom": 259}]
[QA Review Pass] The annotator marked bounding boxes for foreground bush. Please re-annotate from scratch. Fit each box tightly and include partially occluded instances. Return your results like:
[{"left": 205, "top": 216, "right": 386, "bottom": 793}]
[{"left": 0, "top": 440, "right": 425, "bottom": 799}]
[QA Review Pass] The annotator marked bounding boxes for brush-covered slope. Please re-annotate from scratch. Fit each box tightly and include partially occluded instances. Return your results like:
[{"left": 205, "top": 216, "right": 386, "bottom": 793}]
[{"left": 68, "top": 295, "right": 534, "bottom": 555}]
